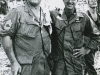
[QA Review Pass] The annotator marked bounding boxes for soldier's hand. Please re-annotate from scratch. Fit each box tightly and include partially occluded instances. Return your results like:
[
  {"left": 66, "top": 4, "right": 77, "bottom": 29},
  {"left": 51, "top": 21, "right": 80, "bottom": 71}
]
[
  {"left": 73, "top": 47, "right": 91, "bottom": 58},
  {"left": 11, "top": 62, "right": 21, "bottom": 75}
]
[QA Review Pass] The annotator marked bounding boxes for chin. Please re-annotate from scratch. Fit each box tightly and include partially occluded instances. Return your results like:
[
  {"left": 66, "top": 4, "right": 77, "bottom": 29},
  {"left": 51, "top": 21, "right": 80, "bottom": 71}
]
[
  {"left": 30, "top": 2, "right": 40, "bottom": 6},
  {"left": 32, "top": 1, "right": 39, "bottom": 3},
  {"left": 90, "top": 6, "right": 97, "bottom": 8}
]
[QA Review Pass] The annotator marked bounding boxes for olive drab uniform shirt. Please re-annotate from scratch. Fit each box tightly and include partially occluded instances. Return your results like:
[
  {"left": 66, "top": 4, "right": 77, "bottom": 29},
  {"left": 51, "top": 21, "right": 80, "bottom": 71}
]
[
  {"left": 84, "top": 10, "right": 100, "bottom": 75},
  {"left": 86, "top": 11, "right": 100, "bottom": 42},
  {"left": 50, "top": 10, "right": 98, "bottom": 75},
  {"left": 3, "top": 3, "right": 51, "bottom": 64}
]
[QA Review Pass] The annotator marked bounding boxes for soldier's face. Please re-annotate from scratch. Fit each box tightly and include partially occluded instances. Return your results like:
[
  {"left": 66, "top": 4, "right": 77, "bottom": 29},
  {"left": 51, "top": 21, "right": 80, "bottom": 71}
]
[
  {"left": 88, "top": 0, "right": 97, "bottom": 8},
  {"left": 27, "top": 0, "right": 41, "bottom": 6},
  {"left": 63, "top": 0, "right": 77, "bottom": 10}
]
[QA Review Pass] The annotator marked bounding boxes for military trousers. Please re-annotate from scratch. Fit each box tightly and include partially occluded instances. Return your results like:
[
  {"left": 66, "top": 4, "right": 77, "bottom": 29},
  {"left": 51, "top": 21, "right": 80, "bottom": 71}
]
[
  {"left": 84, "top": 52, "right": 97, "bottom": 75},
  {"left": 20, "top": 52, "right": 50, "bottom": 75}
]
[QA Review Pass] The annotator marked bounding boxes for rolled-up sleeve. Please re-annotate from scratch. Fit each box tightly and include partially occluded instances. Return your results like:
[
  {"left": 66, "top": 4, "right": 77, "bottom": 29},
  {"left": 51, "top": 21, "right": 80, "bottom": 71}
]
[{"left": 3, "top": 8, "right": 20, "bottom": 38}]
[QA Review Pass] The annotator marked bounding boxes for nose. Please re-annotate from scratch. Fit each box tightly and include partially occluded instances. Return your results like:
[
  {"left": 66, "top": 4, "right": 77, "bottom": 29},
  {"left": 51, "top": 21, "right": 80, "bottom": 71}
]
[{"left": 68, "top": 0, "right": 73, "bottom": 2}]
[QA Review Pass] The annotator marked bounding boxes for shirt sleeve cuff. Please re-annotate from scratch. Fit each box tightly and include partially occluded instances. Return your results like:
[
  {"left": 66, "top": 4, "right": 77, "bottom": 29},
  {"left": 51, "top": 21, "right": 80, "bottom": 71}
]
[{"left": 86, "top": 40, "right": 98, "bottom": 53}]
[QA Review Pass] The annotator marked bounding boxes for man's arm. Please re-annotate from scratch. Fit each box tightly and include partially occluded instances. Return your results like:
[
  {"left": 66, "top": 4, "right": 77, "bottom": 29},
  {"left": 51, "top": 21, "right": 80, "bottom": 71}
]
[
  {"left": 2, "top": 36, "right": 21, "bottom": 75},
  {"left": 83, "top": 14, "right": 99, "bottom": 53},
  {"left": 2, "top": 36, "right": 17, "bottom": 64},
  {"left": 73, "top": 13, "right": 98, "bottom": 57},
  {"left": 2, "top": 9, "right": 19, "bottom": 63},
  {"left": 1, "top": 8, "right": 21, "bottom": 75}
]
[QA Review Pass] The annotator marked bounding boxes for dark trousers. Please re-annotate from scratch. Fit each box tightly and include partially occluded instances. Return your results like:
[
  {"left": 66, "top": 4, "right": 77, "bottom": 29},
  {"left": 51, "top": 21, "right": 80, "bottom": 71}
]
[
  {"left": 84, "top": 52, "right": 97, "bottom": 75},
  {"left": 52, "top": 59, "right": 67, "bottom": 75},
  {"left": 51, "top": 58, "right": 84, "bottom": 75}
]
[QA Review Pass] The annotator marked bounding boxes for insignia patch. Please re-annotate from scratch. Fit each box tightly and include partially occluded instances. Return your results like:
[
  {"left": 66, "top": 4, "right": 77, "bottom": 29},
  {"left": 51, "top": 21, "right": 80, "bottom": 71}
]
[{"left": 4, "top": 19, "right": 12, "bottom": 30}]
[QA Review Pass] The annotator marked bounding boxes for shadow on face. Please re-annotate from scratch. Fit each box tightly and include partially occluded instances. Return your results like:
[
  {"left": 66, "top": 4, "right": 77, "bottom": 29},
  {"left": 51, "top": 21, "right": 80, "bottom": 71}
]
[
  {"left": 63, "top": 0, "right": 77, "bottom": 10},
  {"left": 27, "top": 0, "right": 41, "bottom": 6}
]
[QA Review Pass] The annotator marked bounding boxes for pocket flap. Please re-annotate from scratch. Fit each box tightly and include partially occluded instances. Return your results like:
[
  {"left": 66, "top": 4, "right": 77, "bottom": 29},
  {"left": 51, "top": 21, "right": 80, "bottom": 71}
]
[
  {"left": 25, "top": 17, "right": 39, "bottom": 26},
  {"left": 71, "top": 24, "right": 81, "bottom": 31}
]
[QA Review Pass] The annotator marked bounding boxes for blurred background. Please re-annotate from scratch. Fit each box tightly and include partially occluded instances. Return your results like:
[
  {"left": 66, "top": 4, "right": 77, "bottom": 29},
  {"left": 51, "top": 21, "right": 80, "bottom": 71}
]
[{"left": 0, "top": 0, "right": 100, "bottom": 75}]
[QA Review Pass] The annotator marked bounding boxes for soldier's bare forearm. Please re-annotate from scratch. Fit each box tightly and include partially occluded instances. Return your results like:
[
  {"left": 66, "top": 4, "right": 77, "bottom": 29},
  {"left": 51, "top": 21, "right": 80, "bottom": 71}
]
[
  {"left": 5, "top": 47, "right": 18, "bottom": 64},
  {"left": 2, "top": 36, "right": 18, "bottom": 64}
]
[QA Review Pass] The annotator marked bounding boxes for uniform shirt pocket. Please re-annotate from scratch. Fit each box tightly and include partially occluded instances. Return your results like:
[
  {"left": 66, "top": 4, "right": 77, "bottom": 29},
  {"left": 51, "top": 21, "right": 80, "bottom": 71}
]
[
  {"left": 71, "top": 23, "right": 82, "bottom": 40},
  {"left": 19, "top": 17, "right": 40, "bottom": 38}
]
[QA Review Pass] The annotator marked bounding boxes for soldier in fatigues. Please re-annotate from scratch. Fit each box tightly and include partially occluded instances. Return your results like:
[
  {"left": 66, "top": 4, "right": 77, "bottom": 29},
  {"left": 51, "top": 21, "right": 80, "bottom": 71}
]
[
  {"left": 50, "top": 0, "right": 98, "bottom": 75},
  {"left": 84, "top": 0, "right": 100, "bottom": 75},
  {"left": 1, "top": 0, "right": 51, "bottom": 75}
]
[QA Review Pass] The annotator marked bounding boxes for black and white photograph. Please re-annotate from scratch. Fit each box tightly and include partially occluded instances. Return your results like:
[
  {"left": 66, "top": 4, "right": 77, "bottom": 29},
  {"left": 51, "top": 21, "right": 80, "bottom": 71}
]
[{"left": 0, "top": 0, "right": 100, "bottom": 75}]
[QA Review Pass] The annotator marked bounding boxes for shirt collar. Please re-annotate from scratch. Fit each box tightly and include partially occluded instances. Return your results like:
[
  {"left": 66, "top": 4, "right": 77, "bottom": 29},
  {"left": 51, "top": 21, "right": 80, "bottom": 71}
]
[
  {"left": 24, "top": 2, "right": 31, "bottom": 13},
  {"left": 58, "top": 10, "right": 84, "bottom": 21},
  {"left": 23, "top": 2, "right": 51, "bottom": 26}
]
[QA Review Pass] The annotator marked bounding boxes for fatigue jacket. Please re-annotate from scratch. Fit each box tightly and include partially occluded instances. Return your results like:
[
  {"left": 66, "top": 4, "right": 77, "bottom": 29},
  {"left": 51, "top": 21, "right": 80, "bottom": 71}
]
[
  {"left": 3, "top": 3, "right": 51, "bottom": 64},
  {"left": 87, "top": 10, "right": 100, "bottom": 28},
  {"left": 84, "top": 10, "right": 100, "bottom": 75},
  {"left": 50, "top": 10, "right": 98, "bottom": 75},
  {"left": 86, "top": 10, "right": 100, "bottom": 43}
]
